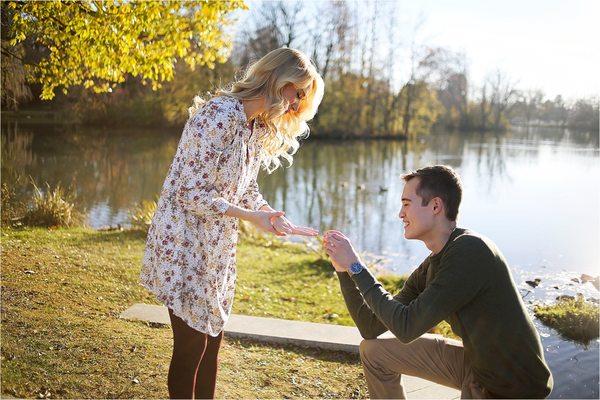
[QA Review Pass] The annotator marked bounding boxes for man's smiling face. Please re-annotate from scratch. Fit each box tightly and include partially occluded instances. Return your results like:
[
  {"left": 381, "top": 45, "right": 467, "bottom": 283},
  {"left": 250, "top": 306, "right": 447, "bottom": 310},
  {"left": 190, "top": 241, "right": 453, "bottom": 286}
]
[{"left": 399, "top": 177, "right": 436, "bottom": 240}]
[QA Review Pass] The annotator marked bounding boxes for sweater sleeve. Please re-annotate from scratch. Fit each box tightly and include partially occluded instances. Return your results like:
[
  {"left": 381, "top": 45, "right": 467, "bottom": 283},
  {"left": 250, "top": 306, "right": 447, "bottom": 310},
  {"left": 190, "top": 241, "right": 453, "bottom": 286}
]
[
  {"left": 350, "top": 239, "right": 486, "bottom": 343},
  {"left": 336, "top": 263, "right": 426, "bottom": 339},
  {"left": 174, "top": 99, "right": 238, "bottom": 216}
]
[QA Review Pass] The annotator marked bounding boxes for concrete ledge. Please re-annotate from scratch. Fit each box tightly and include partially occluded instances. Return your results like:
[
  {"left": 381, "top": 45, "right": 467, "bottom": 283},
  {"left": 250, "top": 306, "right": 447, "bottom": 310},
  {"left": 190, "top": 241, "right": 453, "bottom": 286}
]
[
  {"left": 120, "top": 303, "right": 377, "bottom": 353},
  {"left": 120, "top": 303, "right": 460, "bottom": 399}
]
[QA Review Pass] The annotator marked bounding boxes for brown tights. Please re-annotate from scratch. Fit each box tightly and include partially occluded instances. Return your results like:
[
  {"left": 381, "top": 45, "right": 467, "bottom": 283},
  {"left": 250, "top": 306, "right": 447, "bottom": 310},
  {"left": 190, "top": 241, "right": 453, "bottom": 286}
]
[{"left": 167, "top": 308, "right": 223, "bottom": 399}]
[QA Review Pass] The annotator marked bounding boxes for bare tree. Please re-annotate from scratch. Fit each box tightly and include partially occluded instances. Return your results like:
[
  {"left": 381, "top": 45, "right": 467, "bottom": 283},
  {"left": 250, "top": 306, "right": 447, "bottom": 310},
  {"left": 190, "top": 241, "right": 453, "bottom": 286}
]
[
  {"left": 478, "top": 83, "right": 491, "bottom": 131},
  {"left": 364, "top": 1, "right": 379, "bottom": 135},
  {"left": 235, "top": 1, "right": 306, "bottom": 65},
  {"left": 487, "top": 70, "right": 518, "bottom": 131},
  {"left": 309, "top": 0, "right": 351, "bottom": 82},
  {"left": 435, "top": 51, "right": 469, "bottom": 129},
  {"left": 401, "top": 42, "right": 444, "bottom": 137}
]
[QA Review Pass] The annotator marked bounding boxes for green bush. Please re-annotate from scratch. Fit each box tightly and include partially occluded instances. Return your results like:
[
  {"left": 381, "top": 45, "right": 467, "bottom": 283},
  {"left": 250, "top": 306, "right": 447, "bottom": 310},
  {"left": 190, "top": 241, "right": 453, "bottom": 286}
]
[
  {"left": 534, "top": 295, "right": 600, "bottom": 344},
  {"left": 22, "top": 181, "right": 81, "bottom": 227}
]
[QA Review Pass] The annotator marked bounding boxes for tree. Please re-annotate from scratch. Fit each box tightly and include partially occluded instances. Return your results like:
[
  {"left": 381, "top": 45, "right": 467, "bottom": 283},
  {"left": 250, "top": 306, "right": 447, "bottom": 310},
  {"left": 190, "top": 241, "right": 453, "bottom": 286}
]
[
  {"left": 433, "top": 51, "right": 469, "bottom": 130},
  {"left": 477, "top": 83, "right": 493, "bottom": 131},
  {"left": 543, "top": 95, "right": 568, "bottom": 126},
  {"left": 4, "top": 0, "right": 246, "bottom": 101},
  {"left": 1, "top": 3, "right": 32, "bottom": 109},
  {"left": 400, "top": 46, "right": 446, "bottom": 138},
  {"left": 521, "top": 89, "right": 544, "bottom": 126},
  {"left": 487, "top": 70, "right": 518, "bottom": 131},
  {"left": 398, "top": 81, "right": 442, "bottom": 137},
  {"left": 568, "top": 98, "right": 599, "bottom": 131},
  {"left": 235, "top": 1, "right": 304, "bottom": 65}
]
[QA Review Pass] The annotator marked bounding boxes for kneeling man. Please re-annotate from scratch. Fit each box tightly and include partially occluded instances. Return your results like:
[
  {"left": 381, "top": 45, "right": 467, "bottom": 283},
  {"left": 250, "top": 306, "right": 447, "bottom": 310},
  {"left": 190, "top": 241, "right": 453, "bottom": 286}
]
[{"left": 323, "top": 165, "right": 552, "bottom": 399}]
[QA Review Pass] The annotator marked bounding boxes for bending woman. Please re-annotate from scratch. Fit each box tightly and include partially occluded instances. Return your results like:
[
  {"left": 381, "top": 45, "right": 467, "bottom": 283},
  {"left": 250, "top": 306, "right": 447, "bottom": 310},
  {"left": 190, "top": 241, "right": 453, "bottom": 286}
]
[{"left": 140, "top": 47, "right": 324, "bottom": 399}]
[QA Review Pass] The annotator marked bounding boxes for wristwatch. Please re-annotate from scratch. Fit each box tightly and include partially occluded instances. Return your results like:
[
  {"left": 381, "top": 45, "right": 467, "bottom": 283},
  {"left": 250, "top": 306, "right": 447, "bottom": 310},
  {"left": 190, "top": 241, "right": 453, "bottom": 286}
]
[{"left": 348, "top": 261, "right": 364, "bottom": 276}]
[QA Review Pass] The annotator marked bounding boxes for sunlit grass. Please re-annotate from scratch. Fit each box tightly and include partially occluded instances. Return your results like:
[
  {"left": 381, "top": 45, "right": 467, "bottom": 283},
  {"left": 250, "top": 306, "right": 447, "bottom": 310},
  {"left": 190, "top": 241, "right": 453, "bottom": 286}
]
[{"left": 1, "top": 226, "right": 456, "bottom": 398}]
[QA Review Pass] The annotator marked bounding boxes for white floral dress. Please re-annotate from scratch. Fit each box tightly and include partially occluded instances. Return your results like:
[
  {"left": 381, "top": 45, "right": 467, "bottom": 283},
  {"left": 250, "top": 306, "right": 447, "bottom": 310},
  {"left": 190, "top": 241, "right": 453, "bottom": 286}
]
[{"left": 140, "top": 96, "right": 269, "bottom": 336}]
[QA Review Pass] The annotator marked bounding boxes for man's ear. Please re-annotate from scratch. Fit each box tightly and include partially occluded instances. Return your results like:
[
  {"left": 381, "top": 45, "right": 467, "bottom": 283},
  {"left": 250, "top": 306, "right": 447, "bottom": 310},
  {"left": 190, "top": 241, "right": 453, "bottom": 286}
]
[{"left": 431, "top": 197, "right": 444, "bottom": 216}]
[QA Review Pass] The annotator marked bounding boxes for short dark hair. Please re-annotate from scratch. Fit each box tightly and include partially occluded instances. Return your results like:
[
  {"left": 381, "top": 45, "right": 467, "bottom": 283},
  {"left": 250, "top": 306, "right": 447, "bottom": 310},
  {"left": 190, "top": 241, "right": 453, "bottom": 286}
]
[{"left": 402, "top": 165, "right": 462, "bottom": 221}]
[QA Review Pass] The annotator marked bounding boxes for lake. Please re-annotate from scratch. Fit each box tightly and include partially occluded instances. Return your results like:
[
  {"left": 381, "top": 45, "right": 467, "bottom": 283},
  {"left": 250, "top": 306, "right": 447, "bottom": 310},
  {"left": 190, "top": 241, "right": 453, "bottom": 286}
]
[{"left": 2, "top": 121, "right": 599, "bottom": 398}]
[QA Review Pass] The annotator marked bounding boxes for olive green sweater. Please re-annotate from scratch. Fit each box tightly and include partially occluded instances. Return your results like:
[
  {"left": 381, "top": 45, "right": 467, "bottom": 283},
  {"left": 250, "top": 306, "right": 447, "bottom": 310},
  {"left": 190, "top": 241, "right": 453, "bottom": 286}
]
[{"left": 337, "top": 228, "right": 553, "bottom": 398}]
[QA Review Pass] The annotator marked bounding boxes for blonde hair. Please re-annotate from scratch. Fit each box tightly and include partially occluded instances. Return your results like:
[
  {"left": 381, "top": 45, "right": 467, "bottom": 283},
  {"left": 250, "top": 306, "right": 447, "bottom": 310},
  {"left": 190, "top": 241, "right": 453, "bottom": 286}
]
[{"left": 189, "top": 47, "right": 324, "bottom": 173}]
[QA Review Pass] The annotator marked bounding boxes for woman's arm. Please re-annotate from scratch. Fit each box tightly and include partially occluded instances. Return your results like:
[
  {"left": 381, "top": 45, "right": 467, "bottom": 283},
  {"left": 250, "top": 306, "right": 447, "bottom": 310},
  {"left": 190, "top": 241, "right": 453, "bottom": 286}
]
[
  {"left": 224, "top": 203, "right": 283, "bottom": 235},
  {"left": 239, "top": 177, "right": 269, "bottom": 212},
  {"left": 174, "top": 101, "right": 238, "bottom": 217}
]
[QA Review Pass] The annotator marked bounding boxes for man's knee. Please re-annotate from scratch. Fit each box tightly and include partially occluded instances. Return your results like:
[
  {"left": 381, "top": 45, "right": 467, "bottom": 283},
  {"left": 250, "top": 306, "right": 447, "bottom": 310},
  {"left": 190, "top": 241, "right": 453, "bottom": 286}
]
[{"left": 359, "top": 339, "right": 381, "bottom": 364}]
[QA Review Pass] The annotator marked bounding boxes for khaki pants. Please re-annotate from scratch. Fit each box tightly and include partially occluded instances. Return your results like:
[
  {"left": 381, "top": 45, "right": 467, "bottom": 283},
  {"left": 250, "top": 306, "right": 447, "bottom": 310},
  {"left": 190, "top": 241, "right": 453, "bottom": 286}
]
[{"left": 359, "top": 334, "right": 487, "bottom": 399}]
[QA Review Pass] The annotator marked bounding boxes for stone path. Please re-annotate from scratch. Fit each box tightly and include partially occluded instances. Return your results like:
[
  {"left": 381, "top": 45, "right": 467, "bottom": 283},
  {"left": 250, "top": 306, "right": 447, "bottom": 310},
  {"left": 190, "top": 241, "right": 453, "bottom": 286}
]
[{"left": 121, "top": 303, "right": 460, "bottom": 399}]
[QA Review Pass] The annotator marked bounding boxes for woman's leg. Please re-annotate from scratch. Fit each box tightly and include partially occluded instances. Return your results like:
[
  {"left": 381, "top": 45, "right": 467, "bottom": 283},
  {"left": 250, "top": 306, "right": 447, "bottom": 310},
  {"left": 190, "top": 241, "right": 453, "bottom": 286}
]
[
  {"left": 167, "top": 308, "right": 208, "bottom": 399},
  {"left": 194, "top": 331, "right": 224, "bottom": 399}
]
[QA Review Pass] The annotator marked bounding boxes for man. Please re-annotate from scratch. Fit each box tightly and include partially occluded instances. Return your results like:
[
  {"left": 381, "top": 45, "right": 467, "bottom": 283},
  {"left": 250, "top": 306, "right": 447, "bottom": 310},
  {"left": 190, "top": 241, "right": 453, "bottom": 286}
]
[{"left": 323, "top": 165, "right": 552, "bottom": 399}]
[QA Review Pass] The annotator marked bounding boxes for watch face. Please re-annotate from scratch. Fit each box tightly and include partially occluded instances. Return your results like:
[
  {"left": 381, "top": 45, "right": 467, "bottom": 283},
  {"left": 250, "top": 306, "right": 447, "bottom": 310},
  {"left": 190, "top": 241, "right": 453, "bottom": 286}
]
[{"left": 351, "top": 263, "right": 362, "bottom": 274}]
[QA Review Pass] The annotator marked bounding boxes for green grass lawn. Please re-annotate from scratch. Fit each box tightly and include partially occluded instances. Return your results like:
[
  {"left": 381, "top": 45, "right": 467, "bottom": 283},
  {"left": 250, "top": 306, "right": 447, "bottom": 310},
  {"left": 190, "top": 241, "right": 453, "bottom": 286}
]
[{"left": 1, "top": 227, "right": 451, "bottom": 398}]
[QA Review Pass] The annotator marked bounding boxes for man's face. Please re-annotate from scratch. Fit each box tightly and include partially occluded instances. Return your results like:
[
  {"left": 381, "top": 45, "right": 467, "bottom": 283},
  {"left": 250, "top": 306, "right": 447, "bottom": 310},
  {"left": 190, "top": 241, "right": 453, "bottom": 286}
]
[{"left": 399, "top": 178, "right": 435, "bottom": 240}]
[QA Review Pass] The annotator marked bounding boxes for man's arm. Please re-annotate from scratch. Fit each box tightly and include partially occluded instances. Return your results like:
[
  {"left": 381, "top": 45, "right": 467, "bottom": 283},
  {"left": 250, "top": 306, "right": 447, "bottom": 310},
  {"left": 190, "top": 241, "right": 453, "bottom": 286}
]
[
  {"left": 349, "top": 240, "right": 484, "bottom": 343},
  {"left": 336, "top": 265, "right": 424, "bottom": 339},
  {"left": 325, "top": 230, "right": 485, "bottom": 343},
  {"left": 337, "top": 272, "right": 386, "bottom": 339}
]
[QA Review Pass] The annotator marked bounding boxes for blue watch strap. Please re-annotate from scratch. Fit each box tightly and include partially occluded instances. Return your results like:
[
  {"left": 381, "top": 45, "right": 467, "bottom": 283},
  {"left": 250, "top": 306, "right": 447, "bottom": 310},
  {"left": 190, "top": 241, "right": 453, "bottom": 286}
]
[{"left": 349, "top": 261, "right": 364, "bottom": 275}]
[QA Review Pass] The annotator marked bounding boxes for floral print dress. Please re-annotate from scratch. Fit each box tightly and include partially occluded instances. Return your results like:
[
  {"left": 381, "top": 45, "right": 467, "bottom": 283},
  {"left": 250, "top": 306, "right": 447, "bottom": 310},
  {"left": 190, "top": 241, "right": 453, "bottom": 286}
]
[{"left": 140, "top": 96, "right": 269, "bottom": 336}]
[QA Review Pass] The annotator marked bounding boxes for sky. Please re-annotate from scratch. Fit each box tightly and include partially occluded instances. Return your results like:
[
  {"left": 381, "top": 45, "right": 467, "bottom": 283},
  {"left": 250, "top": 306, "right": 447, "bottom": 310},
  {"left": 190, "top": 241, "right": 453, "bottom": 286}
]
[
  {"left": 238, "top": 0, "right": 599, "bottom": 101},
  {"left": 402, "top": 0, "right": 599, "bottom": 100}
]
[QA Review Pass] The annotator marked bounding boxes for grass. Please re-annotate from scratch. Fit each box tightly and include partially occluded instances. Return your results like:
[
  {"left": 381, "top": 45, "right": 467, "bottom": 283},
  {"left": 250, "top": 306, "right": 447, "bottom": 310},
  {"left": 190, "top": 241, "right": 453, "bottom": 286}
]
[
  {"left": 534, "top": 295, "right": 600, "bottom": 344},
  {"left": 1, "top": 227, "right": 452, "bottom": 398}
]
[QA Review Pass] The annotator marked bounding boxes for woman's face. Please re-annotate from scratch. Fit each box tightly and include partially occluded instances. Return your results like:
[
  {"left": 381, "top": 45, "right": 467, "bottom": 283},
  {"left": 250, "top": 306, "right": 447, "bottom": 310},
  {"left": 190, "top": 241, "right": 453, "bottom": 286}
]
[{"left": 281, "top": 83, "right": 307, "bottom": 113}]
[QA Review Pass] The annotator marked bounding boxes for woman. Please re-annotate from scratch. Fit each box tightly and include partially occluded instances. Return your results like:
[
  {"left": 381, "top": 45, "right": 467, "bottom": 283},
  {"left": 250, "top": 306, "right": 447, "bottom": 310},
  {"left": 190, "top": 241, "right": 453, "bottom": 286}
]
[{"left": 140, "top": 47, "right": 324, "bottom": 399}]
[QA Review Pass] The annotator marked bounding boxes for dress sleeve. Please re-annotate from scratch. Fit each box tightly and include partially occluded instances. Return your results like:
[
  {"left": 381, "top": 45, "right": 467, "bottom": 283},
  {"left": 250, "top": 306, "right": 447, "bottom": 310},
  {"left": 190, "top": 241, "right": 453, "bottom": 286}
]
[
  {"left": 174, "top": 99, "right": 239, "bottom": 217},
  {"left": 239, "top": 177, "right": 269, "bottom": 211}
]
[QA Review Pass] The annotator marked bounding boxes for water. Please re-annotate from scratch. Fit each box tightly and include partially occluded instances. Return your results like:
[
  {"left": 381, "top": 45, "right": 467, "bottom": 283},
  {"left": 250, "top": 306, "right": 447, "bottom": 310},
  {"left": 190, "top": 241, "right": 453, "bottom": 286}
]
[{"left": 2, "top": 121, "right": 599, "bottom": 398}]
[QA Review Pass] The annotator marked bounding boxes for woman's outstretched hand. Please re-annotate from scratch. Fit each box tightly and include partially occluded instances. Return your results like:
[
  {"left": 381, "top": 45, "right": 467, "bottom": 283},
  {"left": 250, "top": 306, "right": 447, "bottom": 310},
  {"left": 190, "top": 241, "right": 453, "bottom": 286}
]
[
  {"left": 271, "top": 215, "right": 319, "bottom": 237},
  {"left": 246, "top": 210, "right": 286, "bottom": 235}
]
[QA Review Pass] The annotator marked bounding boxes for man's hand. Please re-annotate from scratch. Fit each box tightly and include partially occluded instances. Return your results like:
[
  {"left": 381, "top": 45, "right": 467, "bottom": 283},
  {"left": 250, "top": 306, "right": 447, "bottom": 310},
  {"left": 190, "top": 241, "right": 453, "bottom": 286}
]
[{"left": 323, "top": 230, "right": 362, "bottom": 273}]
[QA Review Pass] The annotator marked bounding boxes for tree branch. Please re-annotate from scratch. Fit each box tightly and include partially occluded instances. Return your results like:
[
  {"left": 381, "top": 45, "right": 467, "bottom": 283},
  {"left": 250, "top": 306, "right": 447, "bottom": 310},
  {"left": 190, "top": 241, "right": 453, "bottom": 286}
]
[{"left": 1, "top": 46, "right": 27, "bottom": 63}]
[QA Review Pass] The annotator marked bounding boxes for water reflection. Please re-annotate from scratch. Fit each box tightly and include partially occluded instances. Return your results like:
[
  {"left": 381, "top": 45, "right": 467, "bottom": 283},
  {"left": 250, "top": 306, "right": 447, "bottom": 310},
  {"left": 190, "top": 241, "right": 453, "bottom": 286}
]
[{"left": 2, "top": 121, "right": 599, "bottom": 274}]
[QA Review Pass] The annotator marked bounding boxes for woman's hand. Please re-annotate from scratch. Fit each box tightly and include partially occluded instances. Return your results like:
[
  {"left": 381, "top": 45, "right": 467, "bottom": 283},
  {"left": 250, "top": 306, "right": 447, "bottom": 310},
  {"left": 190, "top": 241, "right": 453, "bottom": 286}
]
[
  {"left": 271, "top": 215, "right": 319, "bottom": 237},
  {"left": 246, "top": 210, "right": 286, "bottom": 235}
]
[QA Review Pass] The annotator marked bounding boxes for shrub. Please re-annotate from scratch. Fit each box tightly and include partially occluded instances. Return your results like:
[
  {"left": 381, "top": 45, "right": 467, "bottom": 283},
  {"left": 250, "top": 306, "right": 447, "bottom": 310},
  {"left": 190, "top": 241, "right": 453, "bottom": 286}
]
[
  {"left": 534, "top": 295, "right": 600, "bottom": 344},
  {"left": 22, "top": 181, "right": 82, "bottom": 227},
  {"left": 378, "top": 274, "right": 407, "bottom": 292},
  {"left": 129, "top": 200, "right": 157, "bottom": 232},
  {"left": 1, "top": 182, "right": 26, "bottom": 226}
]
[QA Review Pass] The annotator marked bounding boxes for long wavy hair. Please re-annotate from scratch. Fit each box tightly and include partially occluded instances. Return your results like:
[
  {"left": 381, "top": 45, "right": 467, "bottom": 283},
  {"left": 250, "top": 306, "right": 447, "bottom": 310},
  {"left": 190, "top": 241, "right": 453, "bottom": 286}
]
[{"left": 189, "top": 47, "right": 324, "bottom": 173}]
